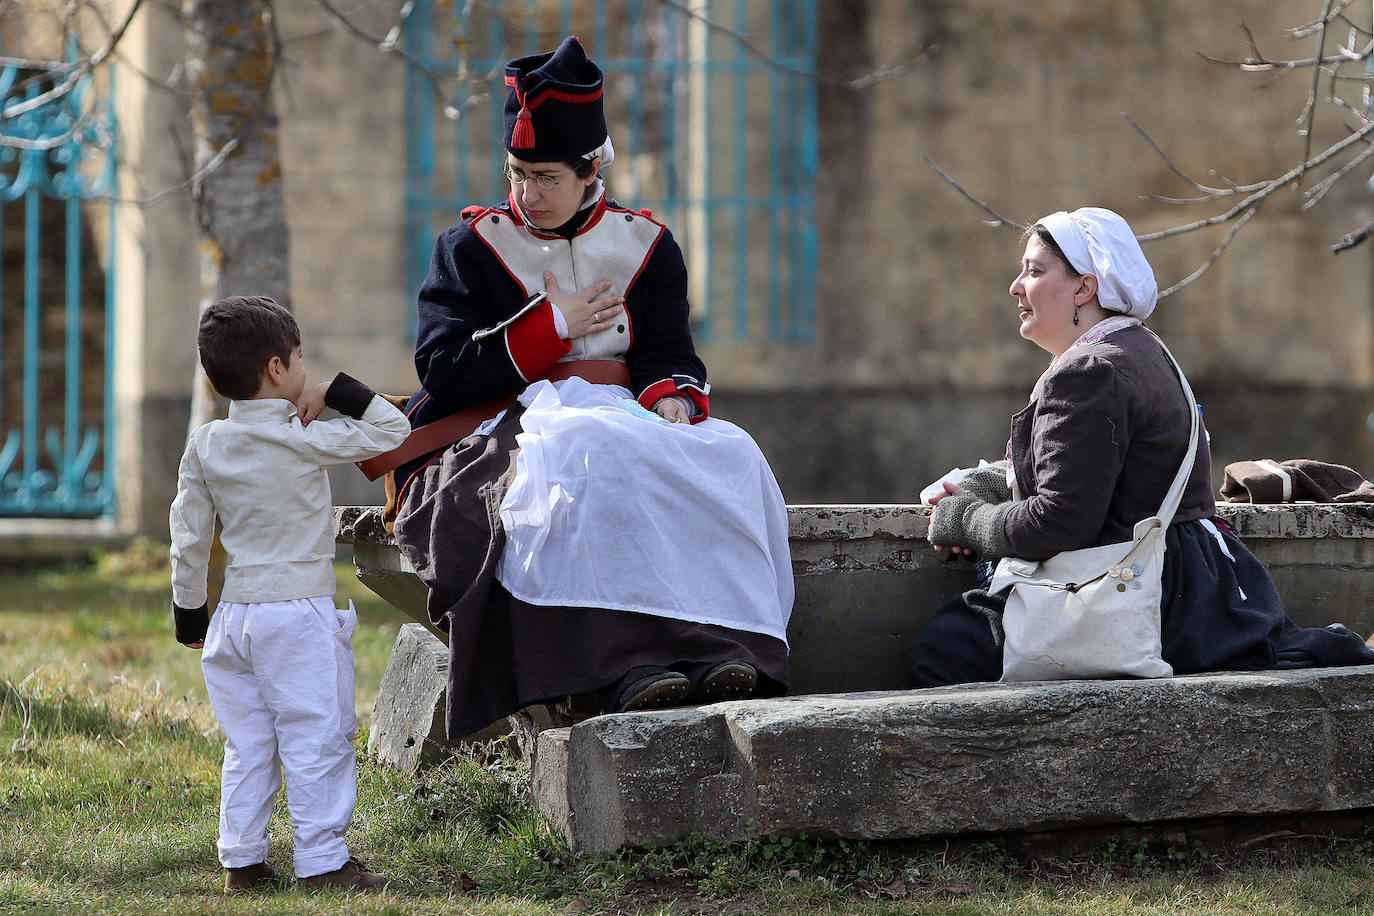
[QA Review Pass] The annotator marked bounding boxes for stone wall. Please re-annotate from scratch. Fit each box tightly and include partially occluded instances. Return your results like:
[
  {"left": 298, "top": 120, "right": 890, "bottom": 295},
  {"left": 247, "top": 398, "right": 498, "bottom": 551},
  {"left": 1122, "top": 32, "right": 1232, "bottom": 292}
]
[
  {"left": 110, "top": 0, "right": 201, "bottom": 533},
  {"left": 754, "top": 0, "right": 1374, "bottom": 502},
  {"left": 95, "top": 0, "right": 1374, "bottom": 531}
]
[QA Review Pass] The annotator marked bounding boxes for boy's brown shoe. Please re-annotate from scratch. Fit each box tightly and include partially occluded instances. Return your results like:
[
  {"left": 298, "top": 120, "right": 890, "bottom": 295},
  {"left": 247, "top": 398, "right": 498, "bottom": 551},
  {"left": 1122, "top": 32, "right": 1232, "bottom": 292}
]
[
  {"left": 299, "top": 857, "right": 389, "bottom": 892},
  {"left": 224, "top": 861, "right": 277, "bottom": 894}
]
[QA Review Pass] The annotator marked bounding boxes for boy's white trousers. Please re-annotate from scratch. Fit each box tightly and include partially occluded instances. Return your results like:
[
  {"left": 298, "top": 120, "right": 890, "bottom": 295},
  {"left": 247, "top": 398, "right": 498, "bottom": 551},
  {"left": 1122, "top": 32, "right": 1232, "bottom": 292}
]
[{"left": 201, "top": 596, "right": 358, "bottom": 878}]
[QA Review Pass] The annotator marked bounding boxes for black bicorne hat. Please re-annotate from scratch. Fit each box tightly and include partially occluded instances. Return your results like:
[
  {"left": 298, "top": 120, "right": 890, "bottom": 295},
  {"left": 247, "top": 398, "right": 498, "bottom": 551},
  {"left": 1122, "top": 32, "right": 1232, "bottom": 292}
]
[{"left": 503, "top": 36, "right": 608, "bottom": 162}]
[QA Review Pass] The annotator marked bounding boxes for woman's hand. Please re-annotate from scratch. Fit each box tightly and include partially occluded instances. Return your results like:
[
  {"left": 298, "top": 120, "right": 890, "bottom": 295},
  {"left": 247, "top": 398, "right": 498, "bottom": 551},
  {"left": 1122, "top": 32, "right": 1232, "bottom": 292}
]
[
  {"left": 930, "top": 481, "right": 977, "bottom": 557},
  {"left": 654, "top": 397, "right": 690, "bottom": 424},
  {"left": 545, "top": 272, "right": 625, "bottom": 339}
]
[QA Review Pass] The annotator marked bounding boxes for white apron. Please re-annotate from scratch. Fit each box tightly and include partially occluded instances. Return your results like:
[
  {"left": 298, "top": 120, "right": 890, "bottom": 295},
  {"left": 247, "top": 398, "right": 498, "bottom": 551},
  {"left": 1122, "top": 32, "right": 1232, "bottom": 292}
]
[{"left": 496, "top": 378, "right": 793, "bottom": 643}]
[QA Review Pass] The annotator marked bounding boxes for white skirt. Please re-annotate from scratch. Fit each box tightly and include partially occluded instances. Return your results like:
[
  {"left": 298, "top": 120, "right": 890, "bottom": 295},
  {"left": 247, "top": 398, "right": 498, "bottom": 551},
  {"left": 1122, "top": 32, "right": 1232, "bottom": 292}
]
[{"left": 496, "top": 377, "right": 794, "bottom": 643}]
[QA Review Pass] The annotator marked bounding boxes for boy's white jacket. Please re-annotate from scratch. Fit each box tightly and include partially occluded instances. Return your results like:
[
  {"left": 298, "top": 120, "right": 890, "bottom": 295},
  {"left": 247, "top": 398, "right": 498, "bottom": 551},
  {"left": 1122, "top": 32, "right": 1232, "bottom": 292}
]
[{"left": 170, "top": 395, "right": 408, "bottom": 609}]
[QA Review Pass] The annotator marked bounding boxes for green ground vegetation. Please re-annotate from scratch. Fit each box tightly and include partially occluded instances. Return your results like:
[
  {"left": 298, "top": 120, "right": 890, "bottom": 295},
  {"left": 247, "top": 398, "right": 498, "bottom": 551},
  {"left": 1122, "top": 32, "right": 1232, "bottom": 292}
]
[{"left": 2, "top": 542, "right": 1374, "bottom": 914}]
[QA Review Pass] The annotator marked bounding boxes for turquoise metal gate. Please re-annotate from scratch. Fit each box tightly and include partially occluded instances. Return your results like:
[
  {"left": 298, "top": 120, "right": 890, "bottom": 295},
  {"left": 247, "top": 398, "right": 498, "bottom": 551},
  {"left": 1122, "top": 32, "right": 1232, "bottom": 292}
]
[
  {"left": 0, "top": 54, "right": 117, "bottom": 517},
  {"left": 404, "top": 0, "right": 817, "bottom": 343}
]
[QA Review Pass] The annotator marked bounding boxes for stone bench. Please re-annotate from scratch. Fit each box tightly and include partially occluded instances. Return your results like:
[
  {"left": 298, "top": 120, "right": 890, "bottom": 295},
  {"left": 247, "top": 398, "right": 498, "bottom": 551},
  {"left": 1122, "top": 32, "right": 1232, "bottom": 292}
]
[
  {"left": 334, "top": 502, "right": 1374, "bottom": 851},
  {"left": 334, "top": 503, "right": 1374, "bottom": 695},
  {"left": 533, "top": 666, "right": 1374, "bottom": 852}
]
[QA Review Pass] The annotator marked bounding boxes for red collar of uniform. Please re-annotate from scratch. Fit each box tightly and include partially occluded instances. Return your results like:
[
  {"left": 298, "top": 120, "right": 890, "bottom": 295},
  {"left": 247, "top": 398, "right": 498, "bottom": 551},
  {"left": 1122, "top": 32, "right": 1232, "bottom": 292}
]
[{"left": 508, "top": 186, "right": 608, "bottom": 239}]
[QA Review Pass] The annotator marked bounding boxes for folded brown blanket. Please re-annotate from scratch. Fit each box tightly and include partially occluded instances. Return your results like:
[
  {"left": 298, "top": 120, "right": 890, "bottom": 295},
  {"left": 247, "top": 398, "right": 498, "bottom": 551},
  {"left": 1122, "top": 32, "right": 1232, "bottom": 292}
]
[{"left": 1220, "top": 458, "right": 1374, "bottom": 503}]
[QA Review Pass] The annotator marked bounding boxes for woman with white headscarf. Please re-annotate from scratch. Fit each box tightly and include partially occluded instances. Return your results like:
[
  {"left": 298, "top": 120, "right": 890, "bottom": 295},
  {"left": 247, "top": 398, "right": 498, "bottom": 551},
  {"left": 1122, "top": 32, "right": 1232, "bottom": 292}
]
[{"left": 909, "top": 207, "right": 1374, "bottom": 686}]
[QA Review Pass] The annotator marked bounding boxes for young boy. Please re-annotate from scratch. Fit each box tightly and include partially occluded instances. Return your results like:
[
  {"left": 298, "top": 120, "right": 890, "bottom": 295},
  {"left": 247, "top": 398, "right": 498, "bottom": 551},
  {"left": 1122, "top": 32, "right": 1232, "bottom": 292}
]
[{"left": 169, "top": 296, "right": 409, "bottom": 894}]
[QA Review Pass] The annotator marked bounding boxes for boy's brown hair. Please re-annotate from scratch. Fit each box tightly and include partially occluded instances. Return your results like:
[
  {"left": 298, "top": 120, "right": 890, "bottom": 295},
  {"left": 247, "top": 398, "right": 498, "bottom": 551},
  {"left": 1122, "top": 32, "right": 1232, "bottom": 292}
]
[{"left": 197, "top": 296, "right": 300, "bottom": 400}]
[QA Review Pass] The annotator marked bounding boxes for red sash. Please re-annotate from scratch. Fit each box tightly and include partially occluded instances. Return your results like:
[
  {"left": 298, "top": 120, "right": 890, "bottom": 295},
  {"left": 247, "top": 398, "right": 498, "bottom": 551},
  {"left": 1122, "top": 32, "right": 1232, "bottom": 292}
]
[{"left": 357, "top": 360, "right": 632, "bottom": 481}]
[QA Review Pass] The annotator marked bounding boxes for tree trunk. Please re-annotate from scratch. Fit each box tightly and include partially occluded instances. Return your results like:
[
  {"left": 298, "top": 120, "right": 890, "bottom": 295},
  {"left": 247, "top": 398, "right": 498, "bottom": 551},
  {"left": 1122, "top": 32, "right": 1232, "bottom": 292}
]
[
  {"left": 182, "top": 0, "right": 289, "bottom": 600},
  {"left": 182, "top": 0, "right": 290, "bottom": 430}
]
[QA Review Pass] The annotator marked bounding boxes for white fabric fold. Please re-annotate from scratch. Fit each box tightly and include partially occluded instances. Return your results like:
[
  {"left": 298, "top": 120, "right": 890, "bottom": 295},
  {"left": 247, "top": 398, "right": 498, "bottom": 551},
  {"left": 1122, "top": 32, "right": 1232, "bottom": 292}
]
[
  {"left": 550, "top": 303, "right": 569, "bottom": 338},
  {"left": 496, "top": 377, "right": 793, "bottom": 642}
]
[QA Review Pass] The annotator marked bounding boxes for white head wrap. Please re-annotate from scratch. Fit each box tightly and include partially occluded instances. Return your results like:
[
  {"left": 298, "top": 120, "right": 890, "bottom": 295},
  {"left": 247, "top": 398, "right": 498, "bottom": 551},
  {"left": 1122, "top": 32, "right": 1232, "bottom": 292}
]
[
  {"left": 583, "top": 135, "right": 615, "bottom": 168},
  {"left": 1038, "top": 207, "right": 1157, "bottom": 319}
]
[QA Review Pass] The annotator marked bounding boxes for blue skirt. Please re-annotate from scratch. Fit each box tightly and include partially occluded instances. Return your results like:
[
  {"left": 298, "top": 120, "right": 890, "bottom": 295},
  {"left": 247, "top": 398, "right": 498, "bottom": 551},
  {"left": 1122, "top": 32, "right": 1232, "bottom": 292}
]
[{"left": 909, "top": 519, "right": 1374, "bottom": 687}]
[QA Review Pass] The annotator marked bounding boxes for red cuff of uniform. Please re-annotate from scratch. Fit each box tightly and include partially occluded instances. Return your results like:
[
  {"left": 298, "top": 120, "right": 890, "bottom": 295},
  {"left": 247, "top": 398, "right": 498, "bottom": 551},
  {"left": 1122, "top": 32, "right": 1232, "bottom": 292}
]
[
  {"left": 638, "top": 379, "right": 711, "bottom": 422},
  {"left": 682, "top": 386, "right": 710, "bottom": 422},
  {"left": 506, "top": 300, "right": 571, "bottom": 382}
]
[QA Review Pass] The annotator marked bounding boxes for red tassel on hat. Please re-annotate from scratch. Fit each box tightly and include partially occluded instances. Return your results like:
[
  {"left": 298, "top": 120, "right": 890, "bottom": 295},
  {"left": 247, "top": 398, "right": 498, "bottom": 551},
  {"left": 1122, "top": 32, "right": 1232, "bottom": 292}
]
[{"left": 511, "top": 105, "right": 536, "bottom": 149}]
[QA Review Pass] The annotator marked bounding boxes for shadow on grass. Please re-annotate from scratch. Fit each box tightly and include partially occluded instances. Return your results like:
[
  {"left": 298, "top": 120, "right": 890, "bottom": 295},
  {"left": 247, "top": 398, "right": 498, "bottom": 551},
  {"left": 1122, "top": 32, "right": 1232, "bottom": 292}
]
[
  {"left": 0, "top": 678, "right": 207, "bottom": 745},
  {"left": 0, "top": 678, "right": 127, "bottom": 740}
]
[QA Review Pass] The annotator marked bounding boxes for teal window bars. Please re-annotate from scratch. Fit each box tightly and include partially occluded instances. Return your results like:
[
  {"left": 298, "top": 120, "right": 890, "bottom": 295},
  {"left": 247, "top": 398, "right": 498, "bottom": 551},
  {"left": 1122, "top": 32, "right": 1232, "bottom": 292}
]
[
  {"left": 0, "top": 51, "right": 117, "bottom": 518},
  {"left": 404, "top": 0, "right": 817, "bottom": 343}
]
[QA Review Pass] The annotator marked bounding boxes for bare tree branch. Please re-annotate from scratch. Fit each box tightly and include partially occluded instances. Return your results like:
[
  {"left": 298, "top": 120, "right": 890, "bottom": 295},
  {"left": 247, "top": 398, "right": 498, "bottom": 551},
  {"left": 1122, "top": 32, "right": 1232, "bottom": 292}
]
[
  {"left": 922, "top": 156, "right": 1027, "bottom": 232},
  {"left": 0, "top": 55, "right": 72, "bottom": 71},
  {"left": 1123, "top": 112, "right": 1249, "bottom": 198},
  {"left": 1301, "top": 132, "right": 1374, "bottom": 208},
  {"left": 0, "top": 105, "right": 96, "bottom": 150},
  {"left": 1198, "top": 19, "right": 1372, "bottom": 75},
  {"left": 1287, "top": 0, "right": 1358, "bottom": 38},
  {"left": 120, "top": 136, "right": 238, "bottom": 207},
  {"left": 1332, "top": 215, "right": 1374, "bottom": 251},
  {"left": 310, "top": 0, "right": 492, "bottom": 120},
  {"left": 377, "top": 0, "right": 414, "bottom": 52},
  {"left": 0, "top": 0, "right": 145, "bottom": 120},
  {"left": 1158, "top": 206, "right": 1259, "bottom": 298},
  {"left": 1330, "top": 10, "right": 1373, "bottom": 39},
  {"left": 1135, "top": 118, "right": 1374, "bottom": 242},
  {"left": 653, "top": 0, "right": 932, "bottom": 90},
  {"left": 1296, "top": 0, "right": 1337, "bottom": 176}
]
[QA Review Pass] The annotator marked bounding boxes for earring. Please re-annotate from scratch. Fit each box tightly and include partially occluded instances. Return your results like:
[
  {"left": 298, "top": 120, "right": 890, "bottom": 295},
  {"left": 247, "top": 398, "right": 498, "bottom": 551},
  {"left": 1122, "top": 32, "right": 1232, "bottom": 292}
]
[{"left": 1073, "top": 306, "right": 1080, "bottom": 326}]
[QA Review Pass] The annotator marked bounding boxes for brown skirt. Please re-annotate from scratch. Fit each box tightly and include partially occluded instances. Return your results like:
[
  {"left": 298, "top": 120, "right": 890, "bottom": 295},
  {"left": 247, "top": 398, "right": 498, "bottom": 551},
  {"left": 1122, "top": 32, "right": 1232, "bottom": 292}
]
[
  {"left": 393, "top": 402, "right": 788, "bottom": 739},
  {"left": 465, "top": 587, "right": 787, "bottom": 736}
]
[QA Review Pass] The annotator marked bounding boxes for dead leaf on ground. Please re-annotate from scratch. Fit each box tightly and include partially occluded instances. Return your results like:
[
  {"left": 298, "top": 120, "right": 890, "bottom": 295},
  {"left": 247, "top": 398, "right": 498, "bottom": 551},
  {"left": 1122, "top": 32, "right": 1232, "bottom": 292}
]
[
  {"left": 940, "top": 883, "right": 977, "bottom": 895},
  {"left": 878, "top": 876, "right": 907, "bottom": 899}
]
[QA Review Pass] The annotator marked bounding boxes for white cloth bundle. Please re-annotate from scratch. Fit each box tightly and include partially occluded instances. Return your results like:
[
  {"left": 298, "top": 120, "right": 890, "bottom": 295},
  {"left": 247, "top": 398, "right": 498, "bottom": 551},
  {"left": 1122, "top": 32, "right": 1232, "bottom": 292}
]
[{"left": 496, "top": 377, "right": 794, "bottom": 643}]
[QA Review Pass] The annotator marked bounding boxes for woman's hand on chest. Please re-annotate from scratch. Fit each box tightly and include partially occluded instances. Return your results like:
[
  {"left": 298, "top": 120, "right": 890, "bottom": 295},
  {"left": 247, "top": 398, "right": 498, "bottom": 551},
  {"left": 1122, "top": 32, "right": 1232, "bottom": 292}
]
[{"left": 545, "top": 272, "right": 625, "bottom": 339}]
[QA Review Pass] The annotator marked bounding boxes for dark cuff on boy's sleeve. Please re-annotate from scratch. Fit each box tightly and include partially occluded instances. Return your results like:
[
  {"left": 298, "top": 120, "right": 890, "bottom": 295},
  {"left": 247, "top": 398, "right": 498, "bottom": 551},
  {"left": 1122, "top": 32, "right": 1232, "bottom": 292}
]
[
  {"left": 324, "top": 372, "right": 377, "bottom": 419},
  {"left": 173, "top": 602, "right": 210, "bottom": 645}
]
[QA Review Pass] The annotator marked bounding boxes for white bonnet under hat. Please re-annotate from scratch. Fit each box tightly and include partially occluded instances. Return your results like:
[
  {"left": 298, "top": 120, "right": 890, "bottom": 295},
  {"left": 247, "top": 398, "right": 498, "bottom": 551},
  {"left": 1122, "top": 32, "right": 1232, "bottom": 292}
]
[
  {"left": 1038, "top": 207, "right": 1157, "bottom": 319},
  {"left": 584, "top": 136, "right": 615, "bottom": 168}
]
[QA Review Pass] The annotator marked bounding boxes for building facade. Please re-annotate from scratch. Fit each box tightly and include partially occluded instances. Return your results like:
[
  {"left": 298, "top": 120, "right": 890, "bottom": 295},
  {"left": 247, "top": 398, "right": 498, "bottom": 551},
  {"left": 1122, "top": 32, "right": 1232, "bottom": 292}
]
[{"left": 3, "top": 0, "right": 1369, "bottom": 536}]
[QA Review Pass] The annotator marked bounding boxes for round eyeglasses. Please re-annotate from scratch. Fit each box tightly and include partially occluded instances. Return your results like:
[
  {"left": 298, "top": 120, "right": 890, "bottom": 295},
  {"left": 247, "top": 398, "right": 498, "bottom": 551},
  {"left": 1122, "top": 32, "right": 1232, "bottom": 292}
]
[{"left": 504, "top": 167, "right": 564, "bottom": 190}]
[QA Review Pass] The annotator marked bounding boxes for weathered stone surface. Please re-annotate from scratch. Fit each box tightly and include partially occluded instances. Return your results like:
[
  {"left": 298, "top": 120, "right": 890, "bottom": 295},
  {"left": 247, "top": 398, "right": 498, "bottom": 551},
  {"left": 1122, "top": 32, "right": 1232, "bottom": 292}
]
[
  {"left": 532, "top": 728, "right": 572, "bottom": 828},
  {"left": 533, "top": 666, "right": 1374, "bottom": 853},
  {"left": 368, "top": 624, "right": 457, "bottom": 771},
  {"left": 336, "top": 502, "right": 1374, "bottom": 694},
  {"left": 1224, "top": 503, "right": 1374, "bottom": 539}
]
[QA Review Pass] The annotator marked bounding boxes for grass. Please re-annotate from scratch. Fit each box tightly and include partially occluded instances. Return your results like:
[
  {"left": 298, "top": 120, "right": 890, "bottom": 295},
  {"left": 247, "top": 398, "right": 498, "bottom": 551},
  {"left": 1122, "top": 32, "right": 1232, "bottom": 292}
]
[{"left": 2, "top": 542, "right": 1374, "bottom": 914}]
